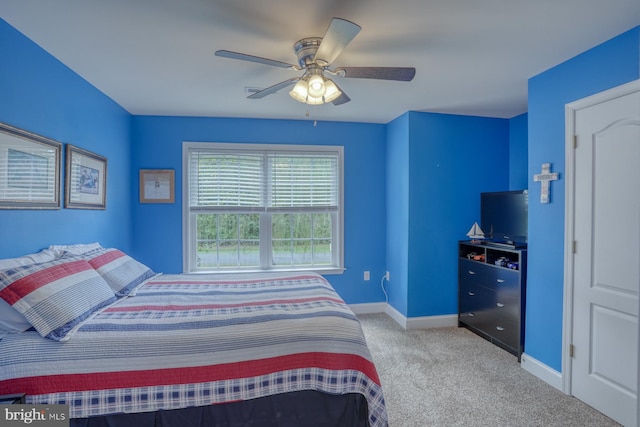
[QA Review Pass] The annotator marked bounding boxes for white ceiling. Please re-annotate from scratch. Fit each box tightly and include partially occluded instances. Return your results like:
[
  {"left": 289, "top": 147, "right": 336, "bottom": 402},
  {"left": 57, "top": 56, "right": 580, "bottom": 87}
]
[{"left": 1, "top": 0, "right": 639, "bottom": 124}]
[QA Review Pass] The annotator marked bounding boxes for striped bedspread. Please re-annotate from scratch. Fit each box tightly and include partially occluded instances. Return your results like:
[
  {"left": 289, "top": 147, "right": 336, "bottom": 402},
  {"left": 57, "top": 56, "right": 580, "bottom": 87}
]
[{"left": 0, "top": 272, "right": 387, "bottom": 426}]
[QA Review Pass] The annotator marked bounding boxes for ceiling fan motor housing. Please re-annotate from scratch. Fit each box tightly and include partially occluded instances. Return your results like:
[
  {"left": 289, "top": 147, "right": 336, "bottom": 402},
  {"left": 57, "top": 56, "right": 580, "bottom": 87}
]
[{"left": 293, "top": 37, "right": 322, "bottom": 68}]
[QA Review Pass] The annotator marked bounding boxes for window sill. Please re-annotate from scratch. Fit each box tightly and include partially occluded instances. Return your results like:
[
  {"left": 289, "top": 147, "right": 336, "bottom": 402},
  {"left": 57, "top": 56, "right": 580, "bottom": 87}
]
[{"left": 186, "top": 267, "right": 345, "bottom": 276}]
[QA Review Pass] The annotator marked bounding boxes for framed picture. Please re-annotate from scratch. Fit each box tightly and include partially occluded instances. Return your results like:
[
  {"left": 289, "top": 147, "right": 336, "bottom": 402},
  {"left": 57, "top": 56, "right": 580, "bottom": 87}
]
[
  {"left": 0, "top": 122, "right": 62, "bottom": 209},
  {"left": 65, "top": 145, "right": 107, "bottom": 209},
  {"left": 139, "top": 169, "right": 175, "bottom": 203}
]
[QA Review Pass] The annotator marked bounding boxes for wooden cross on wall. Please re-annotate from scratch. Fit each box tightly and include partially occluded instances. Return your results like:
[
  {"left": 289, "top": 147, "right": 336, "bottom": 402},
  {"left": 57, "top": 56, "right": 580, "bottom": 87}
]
[{"left": 533, "top": 163, "right": 559, "bottom": 204}]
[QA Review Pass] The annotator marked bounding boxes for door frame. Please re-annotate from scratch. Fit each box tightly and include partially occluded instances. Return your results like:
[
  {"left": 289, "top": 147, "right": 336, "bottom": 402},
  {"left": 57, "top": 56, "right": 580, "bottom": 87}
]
[{"left": 562, "top": 79, "right": 640, "bottom": 404}]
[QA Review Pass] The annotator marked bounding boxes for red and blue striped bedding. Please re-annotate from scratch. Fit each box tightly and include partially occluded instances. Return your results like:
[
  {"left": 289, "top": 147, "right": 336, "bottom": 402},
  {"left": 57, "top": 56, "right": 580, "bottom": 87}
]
[{"left": 0, "top": 272, "right": 387, "bottom": 426}]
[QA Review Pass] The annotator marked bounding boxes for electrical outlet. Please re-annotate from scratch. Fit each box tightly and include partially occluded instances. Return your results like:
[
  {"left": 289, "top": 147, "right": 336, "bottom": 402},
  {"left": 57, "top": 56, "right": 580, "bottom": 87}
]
[
  {"left": 364, "top": 271, "right": 370, "bottom": 281},
  {"left": 385, "top": 271, "right": 390, "bottom": 281}
]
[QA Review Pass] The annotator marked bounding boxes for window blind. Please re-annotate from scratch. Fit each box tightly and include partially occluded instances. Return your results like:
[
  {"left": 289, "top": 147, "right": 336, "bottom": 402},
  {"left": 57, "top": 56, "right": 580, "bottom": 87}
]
[
  {"left": 189, "top": 149, "right": 339, "bottom": 209},
  {"left": 268, "top": 153, "right": 338, "bottom": 208},
  {"left": 189, "top": 152, "right": 263, "bottom": 208}
]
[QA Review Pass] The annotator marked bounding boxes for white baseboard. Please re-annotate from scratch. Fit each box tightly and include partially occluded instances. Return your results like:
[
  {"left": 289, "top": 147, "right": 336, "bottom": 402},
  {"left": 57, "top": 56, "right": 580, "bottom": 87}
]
[
  {"left": 520, "top": 352, "right": 564, "bottom": 392},
  {"left": 384, "top": 304, "right": 408, "bottom": 328},
  {"left": 379, "top": 304, "right": 458, "bottom": 330},
  {"left": 349, "top": 302, "right": 388, "bottom": 315},
  {"left": 405, "top": 314, "right": 458, "bottom": 329},
  {"left": 350, "top": 303, "right": 458, "bottom": 330}
]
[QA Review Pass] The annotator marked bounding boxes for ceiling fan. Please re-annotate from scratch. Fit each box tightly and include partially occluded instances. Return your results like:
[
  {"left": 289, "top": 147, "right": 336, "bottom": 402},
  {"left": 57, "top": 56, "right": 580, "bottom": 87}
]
[{"left": 215, "top": 17, "right": 416, "bottom": 106}]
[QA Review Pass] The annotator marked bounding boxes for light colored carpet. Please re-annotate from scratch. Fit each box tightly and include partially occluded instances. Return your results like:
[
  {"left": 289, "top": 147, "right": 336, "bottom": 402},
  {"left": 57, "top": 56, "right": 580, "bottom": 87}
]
[{"left": 357, "top": 313, "right": 620, "bottom": 427}]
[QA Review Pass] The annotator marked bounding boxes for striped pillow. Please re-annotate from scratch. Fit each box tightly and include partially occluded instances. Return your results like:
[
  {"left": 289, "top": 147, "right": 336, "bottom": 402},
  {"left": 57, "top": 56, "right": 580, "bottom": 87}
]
[
  {"left": 80, "top": 248, "right": 157, "bottom": 297},
  {"left": 0, "top": 258, "right": 117, "bottom": 341},
  {"left": 0, "top": 298, "right": 32, "bottom": 338}
]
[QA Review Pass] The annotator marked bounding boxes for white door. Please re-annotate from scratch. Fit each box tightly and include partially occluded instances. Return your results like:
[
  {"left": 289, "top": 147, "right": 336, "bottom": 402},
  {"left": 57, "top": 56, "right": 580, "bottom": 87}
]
[{"left": 568, "top": 83, "right": 640, "bottom": 427}]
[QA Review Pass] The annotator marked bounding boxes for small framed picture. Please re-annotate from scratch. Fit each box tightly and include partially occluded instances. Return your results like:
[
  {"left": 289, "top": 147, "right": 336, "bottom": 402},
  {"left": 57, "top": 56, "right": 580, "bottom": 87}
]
[
  {"left": 65, "top": 145, "right": 107, "bottom": 209},
  {"left": 139, "top": 169, "right": 175, "bottom": 203},
  {"left": 0, "top": 122, "right": 62, "bottom": 209}
]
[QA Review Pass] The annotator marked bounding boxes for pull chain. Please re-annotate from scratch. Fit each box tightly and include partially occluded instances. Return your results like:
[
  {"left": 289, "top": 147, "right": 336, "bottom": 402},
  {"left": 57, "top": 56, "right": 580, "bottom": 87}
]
[{"left": 305, "top": 109, "right": 318, "bottom": 127}]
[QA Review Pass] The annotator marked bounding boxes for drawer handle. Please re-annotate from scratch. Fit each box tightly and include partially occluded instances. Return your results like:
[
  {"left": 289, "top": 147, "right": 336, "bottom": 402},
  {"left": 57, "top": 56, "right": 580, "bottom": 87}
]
[
  {"left": 496, "top": 303, "right": 504, "bottom": 308},
  {"left": 468, "top": 270, "right": 476, "bottom": 275},
  {"left": 497, "top": 279, "right": 505, "bottom": 283},
  {"left": 496, "top": 326, "right": 504, "bottom": 331},
  {"left": 468, "top": 291, "right": 475, "bottom": 296}
]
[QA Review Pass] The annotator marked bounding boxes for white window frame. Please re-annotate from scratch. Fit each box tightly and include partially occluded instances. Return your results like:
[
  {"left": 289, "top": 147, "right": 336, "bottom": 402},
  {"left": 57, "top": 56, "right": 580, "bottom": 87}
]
[{"left": 182, "top": 142, "right": 344, "bottom": 274}]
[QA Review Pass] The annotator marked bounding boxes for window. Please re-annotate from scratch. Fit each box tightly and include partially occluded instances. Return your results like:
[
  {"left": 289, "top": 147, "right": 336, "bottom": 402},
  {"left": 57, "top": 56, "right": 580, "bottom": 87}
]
[{"left": 183, "top": 142, "right": 344, "bottom": 274}]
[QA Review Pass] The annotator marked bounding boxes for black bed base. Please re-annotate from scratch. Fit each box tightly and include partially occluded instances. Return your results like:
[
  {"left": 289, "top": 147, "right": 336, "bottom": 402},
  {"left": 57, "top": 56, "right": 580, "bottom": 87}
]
[{"left": 70, "top": 391, "right": 370, "bottom": 427}]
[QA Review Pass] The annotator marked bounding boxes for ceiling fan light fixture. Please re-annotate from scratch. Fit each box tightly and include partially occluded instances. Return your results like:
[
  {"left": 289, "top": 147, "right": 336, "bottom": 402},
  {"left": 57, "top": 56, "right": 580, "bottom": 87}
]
[
  {"left": 307, "top": 73, "right": 326, "bottom": 98},
  {"left": 306, "top": 95, "right": 324, "bottom": 105},
  {"left": 289, "top": 76, "right": 341, "bottom": 105},
  {"left": 323, "top": 78, "right": 341, "bottom": 102},
  {"left": 289, "top": 79, "right": 309, "bottom": 103}
]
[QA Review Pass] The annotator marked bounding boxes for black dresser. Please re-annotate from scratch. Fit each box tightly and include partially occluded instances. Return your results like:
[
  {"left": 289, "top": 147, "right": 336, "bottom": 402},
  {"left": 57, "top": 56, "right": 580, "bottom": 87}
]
[{"left": 458, "top": 240, "right": 527, "bottom": 360}]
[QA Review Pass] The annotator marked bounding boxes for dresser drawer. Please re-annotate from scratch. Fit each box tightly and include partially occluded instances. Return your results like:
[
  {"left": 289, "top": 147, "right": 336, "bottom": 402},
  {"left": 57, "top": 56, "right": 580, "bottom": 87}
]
[
  {"left": 459, "top": 283, "right": 494, "bottom": 313},
  {"left": 488, "top": 317, "right": 519, "bottom": 351},
  {"left": 491, "top": 294, "right": 520, "bottom": 321},
  {"left": 460, "top": 293, "right": 520, "bottom": 351},
  {"left": 459, "top": 259, "right": 490, "bottom": 288},
  {"left": 484, "top": 267, "right": 519, "bottom": 291},
  {"left": 459, "top": 281, "right": 496, "bottom": 332},
  {"left": 459, "top": 310, "right": 492, "bottom": 332}
]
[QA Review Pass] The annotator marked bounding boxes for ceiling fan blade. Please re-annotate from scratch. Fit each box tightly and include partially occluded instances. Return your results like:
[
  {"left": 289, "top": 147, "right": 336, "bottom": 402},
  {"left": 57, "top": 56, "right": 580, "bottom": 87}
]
[
  {"left": 247, "top": 77, "right": 300, "bottom": 99},
  {"left": 313, "top": 18, "right": 361, "bottom": 66},
  {"left": 332, "top": 93, "right": 351, "bottom": 106},
  {"left": 335, "top": 66, "right": 416, "bottom": 81},
  {"left": 331, "top": 83, "right": 351, "bottom": 105},
  {"left": 215, "top": 50, "right": 298, "bottom": 70}
]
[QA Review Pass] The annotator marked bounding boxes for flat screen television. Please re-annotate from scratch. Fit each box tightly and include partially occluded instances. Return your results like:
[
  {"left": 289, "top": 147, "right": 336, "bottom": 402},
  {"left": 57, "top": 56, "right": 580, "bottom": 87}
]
[{"left": 480, "top": 190, "right": 528, "bottom": 247}]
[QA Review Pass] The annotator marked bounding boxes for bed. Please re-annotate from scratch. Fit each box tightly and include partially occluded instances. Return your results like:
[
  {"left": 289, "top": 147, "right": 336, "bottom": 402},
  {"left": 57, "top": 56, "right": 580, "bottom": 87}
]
[{"left": 0, "top": 246, "right": 387, "bottom": 427}]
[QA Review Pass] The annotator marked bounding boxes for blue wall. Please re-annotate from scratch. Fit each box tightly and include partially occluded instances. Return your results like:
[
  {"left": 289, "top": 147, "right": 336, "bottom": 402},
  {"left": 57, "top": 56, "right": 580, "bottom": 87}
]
[
  {"left": 0, "top": 19, "right": 133, "bottom": 259},
  {"left": 386, "top": 111, "right": 510, "bottom": 317},
  {"left": 526, "top": 26, "right": 640, "bottom": 371},
  {"left": 509, "top": 113, "right": 528, "bottom": 190},
  {"left": 130, "top": 116, "right": 388, "bottom": 304},
  {"left": 385, "top": 113, "right": 410, "bottom": 314}
]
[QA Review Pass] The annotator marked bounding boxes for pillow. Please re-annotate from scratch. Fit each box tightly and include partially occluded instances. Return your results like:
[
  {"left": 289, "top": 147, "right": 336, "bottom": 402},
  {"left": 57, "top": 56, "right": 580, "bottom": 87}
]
[
  {"left": 78, "top": 248, "right": 157, "bottom": 297},
  {"left": 49, "top": 242, "right": 102, "bottom": 257},
  {"left": 0, "top": 248, "right": 59, "bottom": 270},
  {"left": 0, "top": 257, "right": 117, "bottom": 341},
  {"left": 0, "top": 298, "right": 32, "bottom": 339}
]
